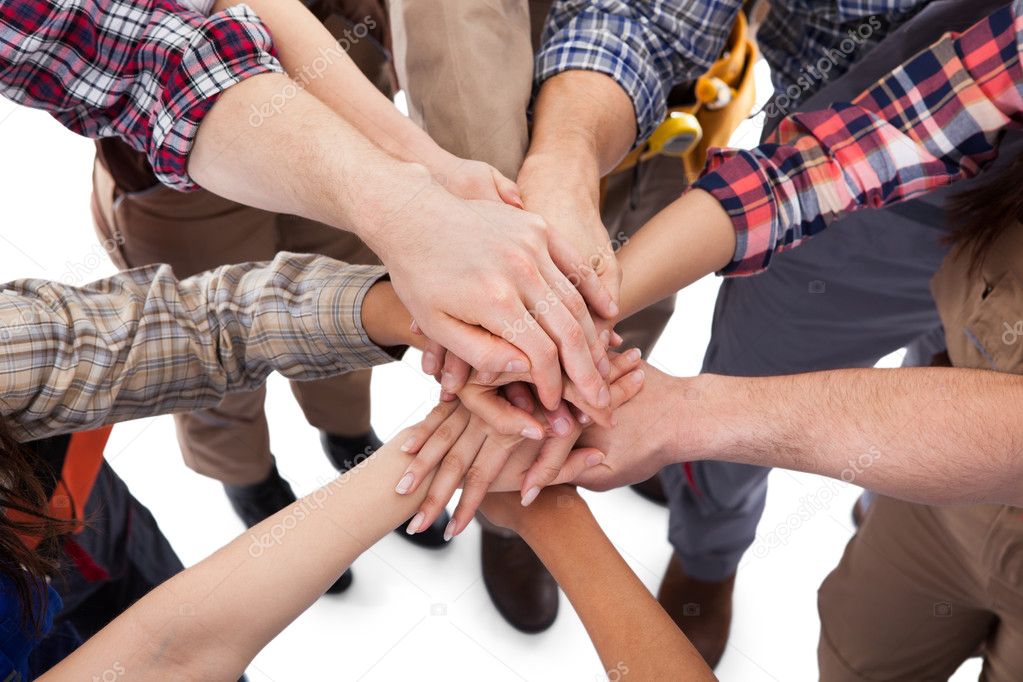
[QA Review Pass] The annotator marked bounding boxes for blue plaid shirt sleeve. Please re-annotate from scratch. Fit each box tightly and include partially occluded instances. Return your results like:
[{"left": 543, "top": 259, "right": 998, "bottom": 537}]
[{"left": 536, "top": 0, "right": 744, "bottom": 144}]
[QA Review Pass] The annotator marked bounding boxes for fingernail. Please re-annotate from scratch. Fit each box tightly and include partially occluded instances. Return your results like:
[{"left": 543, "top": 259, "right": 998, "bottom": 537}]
[
  {"left": 410, "top": 320, "right": 421, "bottom": 335},
  {"left": 598, "top": 385, "right": 611, "bottom": 407},
  {"left": 423, "top": 352, "right": 438, "bottom": 375},
  {"left": 607, "top": 300, "right": 620, "bottom": 317},
  {"left": 511, "top": 395, "right": 532, "bottom": 411},
  {"left": 521, "top": 426, "right": 544, "bottom": 440},
  {"left": 400, "top": 437, "right": 418, "bottom": 453},
  {"left": 443, "top": 519, "right": 457, "bottom": 542},
  {"left": 395, "top": 471, "right": 414, "bottom": 494},
  {"left": 585, "top": 452, "right": 604, "bottom": 467},
  {"left": 598, "top": 356, "right": 612, "bottom": 377},
  {"left": 441, "top": 371, "right": 455, "bottom": 391},
  {"left": 506, "top": 360, "right": 529, "bottom": 373},
  {"left": 521, "top": 486, "right": 541, "bottom": 507},
  {"left": 552, "top": 417, "right": 571, "bottom": 437},
  {"left": 600, "top": 330, "right": 610, "bottom": 347},
  {"left": 406, "top": 512, "right": 425, "bottom": 535},
  {"left": 510, "top": 192, "right": 525, "bottom": 209},
  {"left": 627, "top": 348, "right": 642, "bottom": 362},
  {"left": 578, "top": 412, "right": 592, "bottom": 425},
  {"left": 630, "top": 369, "right": 645, "bottom": 383}
]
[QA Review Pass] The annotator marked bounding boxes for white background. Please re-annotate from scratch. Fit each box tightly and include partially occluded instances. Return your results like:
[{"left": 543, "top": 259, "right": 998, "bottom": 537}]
[{"left": 0, "top": 60, "right": 980, "bottom": 681}]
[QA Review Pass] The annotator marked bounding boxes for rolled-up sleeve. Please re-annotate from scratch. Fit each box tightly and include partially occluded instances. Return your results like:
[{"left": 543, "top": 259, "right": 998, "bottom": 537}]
[
  {"left": 0, "top": 253, "right": 396, "bottom": 441},
  {"left": 693, "top": 1, "right": 1023, "bottom": 276},
  {"left": 0, "top": 0, "right": 283, "bottom": 190},
  {"left": 536, "top": 0, "right": 742, "bottom": 144}
]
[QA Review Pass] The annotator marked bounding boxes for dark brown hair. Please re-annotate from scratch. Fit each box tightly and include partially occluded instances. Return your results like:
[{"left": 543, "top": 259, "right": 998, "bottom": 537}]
[
  {"left": 0, "top": 416, "right": 74, "bottom": 632},
  {"left": 946, "top": 154, "right": 1023, "bottom": 269}
]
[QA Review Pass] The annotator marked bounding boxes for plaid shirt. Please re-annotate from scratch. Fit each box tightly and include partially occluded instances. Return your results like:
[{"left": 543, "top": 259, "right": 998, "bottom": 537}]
[
  {"left": 0, "top": 0, "right": 283, "bottom": 190},
  {"left": 537, "top": 0, "right": 927, "bottom": 143},
  {"left": 0, "top": 254, "right": 395, "bottom": 442},
  {"left": 694, "top": 1, "right": 1023, "bottom": 275}
]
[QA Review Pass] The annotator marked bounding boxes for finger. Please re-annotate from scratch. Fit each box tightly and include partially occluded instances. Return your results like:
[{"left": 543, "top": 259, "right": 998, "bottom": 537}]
[
  {"left": 489, "top": 300, "right": 563, "bottom": 411},
  {"left": 413, "top": 424, "right": 486, "bottom": 534},
  {"left": 459, "top": 386, "right": 545, "bottom": 440},
  {"left": 450, "top": 437, "right": 516, "bottom": 537},
  {"left": 570, "top": 403, "right": 592, "bottom": 426},
  {"left": 421, "top": 337, "right": 446, "bottom": 379},
  {"left": 520, "top": 430, "right": 581, "bottom": 504},
  {"left": 430, "top": 313, "right": 531, "bottom": 376},
  {"left": 547, "top": 228, "right": 619, "bottom": 320},
  {"left": 522, "top": 276, "right": 608, "bottom": 410},
  {"left": 538, "top": 255, "right": 612, "bottom": 379},
  {"left": 503, "top": 382, "right": 536, "bottom": 415},
  {"left": 492, "top": 167, "right": 524, "bottom": 209},
  {"left": 395, "top": 403, "right": 469, "bottom": 496},
  {"left": 610, "top": 331, "right": 625, "bottom": 348},
  {"left": 542, "top": 400, "right": 576, "bottom": 438},
  {"left": 397, "top": 400, "right": 459, "bottom": 456},
  {"left": 563, "top": 348, "right": 642, "bottom": 410},
  {"left": 440, "top": 353, "right": 472, "bottom": 395},
  {"left": 550, "top": 448, "right": 607, "bottom": 487}
]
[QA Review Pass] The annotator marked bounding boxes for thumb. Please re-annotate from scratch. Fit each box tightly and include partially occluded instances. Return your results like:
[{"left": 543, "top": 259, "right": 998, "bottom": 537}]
[
  {"left": 492, "top": 167, "right": 524, "bottom": 209},
  {"left": 551, "top": 448, "right": 607, "bottom": 487}
]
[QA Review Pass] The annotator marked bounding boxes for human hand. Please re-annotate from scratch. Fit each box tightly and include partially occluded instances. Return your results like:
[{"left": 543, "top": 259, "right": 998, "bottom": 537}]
[
  {"left": 396, "top": 351, "right": 646, "bottom": 539},
  {"left": 478, "top": 485, "right": 584, "bottom": 535},
  {"left": 375, "top": 191, "right": 616, "bottom": 411},
  {"left": 432, "top": 153, "right": 524, "bottom": 207}
]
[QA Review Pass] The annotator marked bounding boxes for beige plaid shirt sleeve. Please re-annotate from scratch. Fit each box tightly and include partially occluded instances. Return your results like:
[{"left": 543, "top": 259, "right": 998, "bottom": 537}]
[{"left": 0, "top": 253, "right": 396, "bottom": 442}]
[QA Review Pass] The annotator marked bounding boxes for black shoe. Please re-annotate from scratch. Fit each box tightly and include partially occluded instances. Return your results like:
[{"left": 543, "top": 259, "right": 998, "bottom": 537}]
[
  {"left": 481, "top": 529, "right": 559, "bottom": 633},
  {"left": 321, "top": 430, "right": 452, "bottom": 549},
  {"left": 224, "top": 457, "right": 353, "bottom": 594}
]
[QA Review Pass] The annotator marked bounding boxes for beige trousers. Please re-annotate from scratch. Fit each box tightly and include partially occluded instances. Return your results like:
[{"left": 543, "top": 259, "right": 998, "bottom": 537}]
[
  {"left": 388, "top": 0, "right": 680, "bottom": 354},
  {"left": 818, "top": 496, "right": 1023, "bottom": 681}
]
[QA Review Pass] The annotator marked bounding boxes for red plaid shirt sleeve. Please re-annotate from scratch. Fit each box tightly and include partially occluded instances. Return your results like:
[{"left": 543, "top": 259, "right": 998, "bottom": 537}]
[
  {"left": 0, "top": 0, "right": 283, "bottom": 191},
  {"left": 692, "top": 1, "right": 1023, "bottom": 276}
]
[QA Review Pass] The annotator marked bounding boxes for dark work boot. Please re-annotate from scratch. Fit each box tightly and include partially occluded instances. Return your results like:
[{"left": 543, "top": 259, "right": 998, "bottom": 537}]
[
  {"left": 657, "top": 552, "right": 734, "bottom": 668},
  {"left": 481, "top": 529, "right": 559, "bottom": 633}
]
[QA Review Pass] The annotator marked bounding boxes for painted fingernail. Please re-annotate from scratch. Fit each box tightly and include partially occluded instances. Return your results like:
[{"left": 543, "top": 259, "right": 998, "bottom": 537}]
[
  {"left": 552, "top": 417, "right": 571, "bottom": 437},
  {"left": 406, "top": 512, "right": 425, "bottom": 535},
  {"left": 506, "top": 360, "right": 529, "bottom": 373},
  {"left": 585, "top": 452, "right": 604, "bottom": 467},
  {"left": 400, "top": 437, "right": 418, "bottom": 453},
  {"left": 521, "top": 426, "right": 544, "bottom": 440},
  {"left": 443, "top": 519, "right": 457, "bottom": 542},
  {"left": 395, "top": 471, "right": 414, "bottom": 494},
  {"left": 598, "top": 385, "right": 611, "bottom": 407},
  {"left": 598, "top": 356, "right": 612, "bottom": 377},
  {"left": 521, "top": 486, "right": 541, "bottom": 507},
  {"left": 410, "top": 320, "right": 422, "bottom": 335}
]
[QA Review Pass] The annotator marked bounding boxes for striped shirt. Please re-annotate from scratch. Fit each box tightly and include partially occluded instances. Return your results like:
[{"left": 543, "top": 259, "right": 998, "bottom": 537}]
[{"left": 0, "top": 254, "right": 395, "bottom": 441}]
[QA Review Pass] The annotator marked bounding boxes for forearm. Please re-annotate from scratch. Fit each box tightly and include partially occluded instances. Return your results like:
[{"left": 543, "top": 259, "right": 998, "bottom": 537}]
[
  {"left": 616, "top": 189, "right": 735, "bottom": 318},
  {"left": 188, "top": 71, "right": 438, "bottom": 248},
  {"left": 41, "top": 443, "right": 431, "bottom": 681},
  {"left": 689, "top": 368, "right": 1023, "bottom": 506},
  {"left": 0, "top": 255, "right": 398, "bottom": 441},
  {"left": 519, "top": 71, "right": 636, "bottom": 199},
  {"left": 516, "top": 495, "right": 713, "bottom": 680},
  {"left": 211, "top": 0, "right": 448, "bottom": 169}
]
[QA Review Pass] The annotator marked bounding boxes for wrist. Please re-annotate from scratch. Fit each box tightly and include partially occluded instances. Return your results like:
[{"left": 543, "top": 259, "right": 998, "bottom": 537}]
[
  {"left": 361, "top": 279, "right": 419, "bottom": 350},
  {"left": 350, "top": 161, "right": 435, "bottom": 255},
  {"left": 665, "top": 373, "right": 742, "bottom": 464},
  {"left": 515, "top": 489, "right": 590, "bottom": 541}
]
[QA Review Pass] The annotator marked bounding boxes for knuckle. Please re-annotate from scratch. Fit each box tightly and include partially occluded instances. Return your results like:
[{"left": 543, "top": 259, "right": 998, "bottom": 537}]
[
  {"left": 432, "top": 423, "right": 454, "bottom": 443},
  {"left": 463, "top": 465, "right": 491, "bottom": 489},
  {"left": 421, "top": 494, "right": 446, "bottom": 513},
  {"left": 563, "top": 289, "right": 587, "bottom": 317},
  {"left": 439, "top": 454, "right": 467, "bottom": 476},
  {"left": 562, "top": 322, "right": 586, "bottom": 350}
]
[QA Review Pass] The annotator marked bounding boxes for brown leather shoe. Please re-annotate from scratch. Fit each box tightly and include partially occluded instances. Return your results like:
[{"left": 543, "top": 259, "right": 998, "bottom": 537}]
[
  {"left": 481, "top": 529, "right": 559, "bottom": 633},
  {"left": 657, "top": 552, "right": 734, "bottom": 669}
]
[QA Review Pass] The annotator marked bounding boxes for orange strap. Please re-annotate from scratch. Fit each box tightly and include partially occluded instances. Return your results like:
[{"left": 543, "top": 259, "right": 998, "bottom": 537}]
[{"left": 10, "top": 426, "right": 112, "bottom": 550}]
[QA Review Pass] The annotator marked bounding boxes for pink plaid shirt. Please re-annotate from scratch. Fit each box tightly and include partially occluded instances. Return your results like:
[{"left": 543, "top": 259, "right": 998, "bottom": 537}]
[
  {"left": 0, "top": 0, "right": 282, "bottom": 190},
  {"left": 694, "top": 1, "right": 1023, "bottom": 275}
]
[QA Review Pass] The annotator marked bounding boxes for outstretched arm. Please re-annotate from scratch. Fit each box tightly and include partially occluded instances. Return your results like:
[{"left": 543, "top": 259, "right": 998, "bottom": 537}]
[
  {"left": 39, "top": 435, "right": 438, "bottom": 681},
  {"left": 0, "top": 254, "right": 413, "bottom": 441},
  {"left": 570, "top": 363, "right": 1023, "bottom": 507},
  {"left": 480, "top": 487, "right": 716, "bottom": 681},
  {"left": 617, "top": 1, "right": 1023, "bottom": 317}
]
